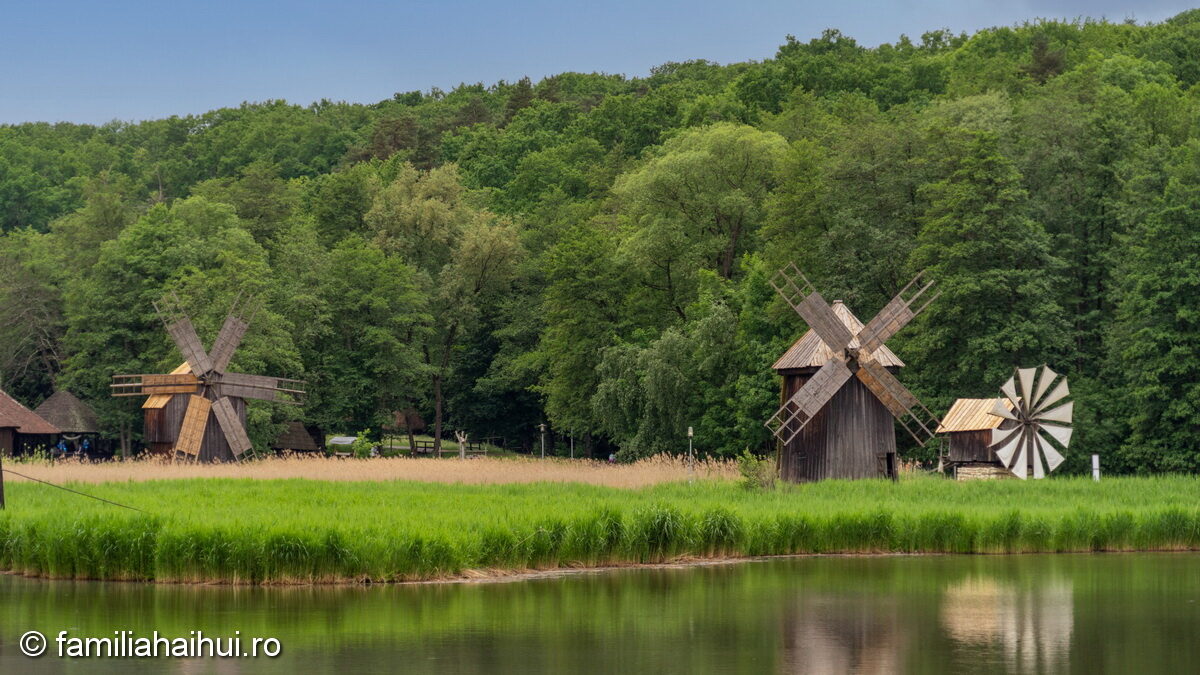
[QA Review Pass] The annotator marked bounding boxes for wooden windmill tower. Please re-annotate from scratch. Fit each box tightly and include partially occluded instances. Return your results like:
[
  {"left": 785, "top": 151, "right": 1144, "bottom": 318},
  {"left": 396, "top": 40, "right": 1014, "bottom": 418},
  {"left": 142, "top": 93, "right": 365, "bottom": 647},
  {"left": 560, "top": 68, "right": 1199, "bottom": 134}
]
[
  {"left": 766, "top": 264, "right": 940, "bottom": 481},
  {"left": 111, "top": 293, "right": 305, "bottom": 462}
]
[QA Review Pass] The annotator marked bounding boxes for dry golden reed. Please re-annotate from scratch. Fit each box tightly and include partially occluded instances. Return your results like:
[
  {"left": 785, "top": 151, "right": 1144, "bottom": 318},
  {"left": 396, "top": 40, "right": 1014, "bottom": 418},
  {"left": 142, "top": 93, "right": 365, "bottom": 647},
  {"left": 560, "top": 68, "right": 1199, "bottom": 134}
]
[{"left": 4, "top": 453, "right": 739, "bottom": 487}]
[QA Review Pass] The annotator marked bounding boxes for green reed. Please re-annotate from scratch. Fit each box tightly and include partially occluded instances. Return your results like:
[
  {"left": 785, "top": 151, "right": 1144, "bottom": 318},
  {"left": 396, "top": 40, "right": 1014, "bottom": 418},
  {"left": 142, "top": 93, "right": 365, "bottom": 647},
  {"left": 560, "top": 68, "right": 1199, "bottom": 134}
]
[{"left": 1, "top": 475, "right": 1199, "bottom": 583}]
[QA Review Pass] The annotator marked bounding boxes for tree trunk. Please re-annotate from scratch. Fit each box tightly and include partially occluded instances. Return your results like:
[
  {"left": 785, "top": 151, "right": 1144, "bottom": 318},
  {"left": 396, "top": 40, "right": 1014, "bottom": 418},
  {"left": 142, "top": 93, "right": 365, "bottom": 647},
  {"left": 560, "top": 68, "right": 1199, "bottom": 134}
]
[
  {"left": 120, "top": 420, "right": 131, "bottom": 459},
  {"left": 406, "top": 426, "right": 416, "bottom": 458},
  {"left": 432, "top": 374, "right": 443, "bottom": 453}
]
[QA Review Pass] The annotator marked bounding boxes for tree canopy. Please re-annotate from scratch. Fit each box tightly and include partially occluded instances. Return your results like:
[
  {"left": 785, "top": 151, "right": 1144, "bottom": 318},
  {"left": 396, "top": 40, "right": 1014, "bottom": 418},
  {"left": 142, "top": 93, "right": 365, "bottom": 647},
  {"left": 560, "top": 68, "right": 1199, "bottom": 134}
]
[{"left": 4, "top": 14, "right": 1200, "bottom": 470}]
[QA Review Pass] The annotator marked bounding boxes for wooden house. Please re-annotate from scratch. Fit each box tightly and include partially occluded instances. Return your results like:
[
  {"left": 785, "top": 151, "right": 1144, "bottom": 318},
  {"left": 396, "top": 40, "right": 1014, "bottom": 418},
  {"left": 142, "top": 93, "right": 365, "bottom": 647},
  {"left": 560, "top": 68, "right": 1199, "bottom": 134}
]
[
  {"left": 772, "top": 301, "right": 903, "bottom": 482},
  {"left": 34, "top": 390, "right": 102, "bottom": 453},
  {"left": 0, "top": 388, "right": 60, "bottom": 455},
  {"left": 937, "top": 398, "right": 1016, "bottom": 480}
]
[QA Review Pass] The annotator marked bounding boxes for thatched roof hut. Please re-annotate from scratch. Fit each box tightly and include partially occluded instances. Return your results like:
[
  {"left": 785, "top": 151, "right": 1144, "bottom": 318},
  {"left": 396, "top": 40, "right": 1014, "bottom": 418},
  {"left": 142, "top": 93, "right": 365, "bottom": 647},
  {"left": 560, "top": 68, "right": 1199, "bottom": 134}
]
[
  {"left": 34, "top": 390, "right": 100, "bottom": 434},
  {"left": 271, "top": 421, "right": 321, "bottom": 452}
]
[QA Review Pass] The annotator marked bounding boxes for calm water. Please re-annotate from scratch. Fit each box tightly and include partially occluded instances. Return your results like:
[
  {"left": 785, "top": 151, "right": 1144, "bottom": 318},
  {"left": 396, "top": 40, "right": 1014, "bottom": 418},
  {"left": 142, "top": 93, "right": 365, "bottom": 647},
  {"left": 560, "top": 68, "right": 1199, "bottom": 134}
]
[{"left": 1, "top": 553, "right": 1199, "bottom": 673}]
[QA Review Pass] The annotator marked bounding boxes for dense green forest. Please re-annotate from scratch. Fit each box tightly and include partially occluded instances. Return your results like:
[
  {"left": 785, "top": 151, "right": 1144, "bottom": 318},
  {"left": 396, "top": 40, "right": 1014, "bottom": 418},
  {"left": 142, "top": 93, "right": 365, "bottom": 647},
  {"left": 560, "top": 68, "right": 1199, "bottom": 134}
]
[{"left": 4, "top": 13, "right": 1200, "bottom": 472}]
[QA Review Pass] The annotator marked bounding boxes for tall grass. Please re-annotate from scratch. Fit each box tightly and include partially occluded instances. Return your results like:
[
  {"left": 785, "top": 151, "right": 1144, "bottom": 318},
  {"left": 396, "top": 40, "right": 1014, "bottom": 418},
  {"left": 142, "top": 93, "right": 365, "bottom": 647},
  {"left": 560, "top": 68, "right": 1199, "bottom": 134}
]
[
  {"left": 2, "top": 475, "right": 1199, "bottom": 583},
  {"left": 3, "top": 454, "right": 738, "bottom": 487}
]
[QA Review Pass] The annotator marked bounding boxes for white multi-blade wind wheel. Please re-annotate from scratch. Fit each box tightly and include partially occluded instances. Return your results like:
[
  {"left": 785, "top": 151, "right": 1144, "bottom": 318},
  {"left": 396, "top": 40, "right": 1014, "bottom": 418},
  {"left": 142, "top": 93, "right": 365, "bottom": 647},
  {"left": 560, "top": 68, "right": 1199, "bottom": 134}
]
[{"left": 987, "top": 366, "right": 1073, "bottom": 479}]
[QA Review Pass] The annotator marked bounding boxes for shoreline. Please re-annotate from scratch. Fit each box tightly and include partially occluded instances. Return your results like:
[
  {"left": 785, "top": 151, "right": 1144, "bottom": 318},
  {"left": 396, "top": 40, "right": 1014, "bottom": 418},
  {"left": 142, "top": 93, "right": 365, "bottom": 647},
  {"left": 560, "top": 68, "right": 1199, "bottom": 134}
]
[{"left": 6, "top": 548, "right": 1199, "bottom": 588}]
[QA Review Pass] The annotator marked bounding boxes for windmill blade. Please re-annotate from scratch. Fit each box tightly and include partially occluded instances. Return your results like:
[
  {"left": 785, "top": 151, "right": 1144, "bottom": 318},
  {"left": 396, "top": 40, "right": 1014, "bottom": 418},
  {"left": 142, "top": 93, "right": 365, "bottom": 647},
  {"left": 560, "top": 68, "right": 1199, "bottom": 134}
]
[
  {"left": 208, "top": 314, "right": 249, "bottom": 375},
  {"left": 175, "top": 395, "right": 212, "bottom": 459},
  {"left": 111, "top": 373, "right": 201, "bottom": 396},
  {"left": 856, "top": 271, "right": 938, "bottom": 355},
  {"left": 1009, "top": 430, "right": 1029, "bottom": 480},
  {"left": 211, "top": 396, "right": 253, "bottom": 459},
  {"left": 1000, "top": 375, "right": 1022, "bottom": 411},
  {"left": 154, "top": 295, "right": 214, "bottom": 376},
  {"left": 1031, "top": 433, "right": 1047, "bottom": 479},
  {"left": 794, "top": 292, "right": 855, "bottom": 354},
  {"left": 1033, "top": 377, "right": 1070, "bottom": 415},
  {"left": 1040, "top": 423, "right": 1073, "bottom": 449},
  {"left": 765, "top": 357, "right": 853, "bottom": 444},
  {"left": 1031, "top": 366, "right": 1059, "bottom": 410},
  {"left": 855, "top": 358, "right": 940, "bottom": 445},
  {"left": 1035, "top": 431, "right": 1066, "bottom": 472},
  {"left": 769, "top": 264, "right": 854, "bottom": 353},
  {"left": 990, "top": 426, "right": 1023, "bottom": 466},
  {"left": 1016, "top": 367, "right": 1038, "bottom": 406},
  {"left": 1036, "top": 401, "right": 1073, "bottom": 425},
  {"left": 213, "top": 372, "right": 306, "bottom": 404},
  {"left": 988, "top": 397, "right": 1018, "bottom": 420}
]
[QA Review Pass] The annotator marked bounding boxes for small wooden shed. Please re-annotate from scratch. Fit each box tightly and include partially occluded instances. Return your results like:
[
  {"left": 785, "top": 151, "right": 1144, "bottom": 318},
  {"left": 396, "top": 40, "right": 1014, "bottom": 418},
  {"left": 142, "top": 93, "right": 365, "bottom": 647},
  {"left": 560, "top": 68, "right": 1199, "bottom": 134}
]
[
  {"left": 772, "top": 301, "right": 903, "bottom": 482},
  {"left": 0, "top": 387, "right": 60, "bottom": 455},
  {"left": 937, "top": 398, "right": 1016, "bottom": 480}
]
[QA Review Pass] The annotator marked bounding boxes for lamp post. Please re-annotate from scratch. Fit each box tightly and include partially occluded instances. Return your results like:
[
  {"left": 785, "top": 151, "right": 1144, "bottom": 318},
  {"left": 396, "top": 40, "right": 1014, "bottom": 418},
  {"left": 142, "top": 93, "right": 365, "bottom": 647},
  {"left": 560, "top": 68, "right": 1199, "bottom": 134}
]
[{"left": 687, "top": 426, "right": 694, "bottom": 483}]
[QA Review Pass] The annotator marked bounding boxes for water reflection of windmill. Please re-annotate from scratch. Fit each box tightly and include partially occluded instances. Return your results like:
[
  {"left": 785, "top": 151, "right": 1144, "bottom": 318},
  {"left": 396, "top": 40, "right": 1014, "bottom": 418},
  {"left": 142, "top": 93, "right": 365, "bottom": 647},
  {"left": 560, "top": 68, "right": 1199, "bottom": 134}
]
[
  {"left": 779, "top": 593, "right": 907, "bottom": 674},
  {"left": 941, "top": 577, "right": 1073, "bottom": 671},
  {"left": 111, "top": 293, "right": 305, "bottom": 462}
]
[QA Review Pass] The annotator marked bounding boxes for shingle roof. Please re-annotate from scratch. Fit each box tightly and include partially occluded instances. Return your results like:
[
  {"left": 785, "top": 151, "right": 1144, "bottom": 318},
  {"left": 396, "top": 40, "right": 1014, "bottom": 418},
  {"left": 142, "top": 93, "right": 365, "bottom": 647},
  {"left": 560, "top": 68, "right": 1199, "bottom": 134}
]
[
  {"left": 772, "top": 301, "right": 904, "bottom": 371},
  {"left": 0, "top": 388, "right": 59, "bottom": 435},
  {"left": 937, "top": 398, "right": 1013, "bottom": 433},
  {"left": 33, "top": 390, "right": 100, "bottom": 434}
]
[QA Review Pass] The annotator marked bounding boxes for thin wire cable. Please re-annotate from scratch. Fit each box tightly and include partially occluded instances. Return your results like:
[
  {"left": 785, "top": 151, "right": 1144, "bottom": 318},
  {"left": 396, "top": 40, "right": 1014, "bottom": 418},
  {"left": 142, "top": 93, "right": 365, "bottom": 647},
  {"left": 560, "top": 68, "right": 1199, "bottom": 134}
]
[{"left": 1, "top": 468, "right": 147, "bottom": 513}]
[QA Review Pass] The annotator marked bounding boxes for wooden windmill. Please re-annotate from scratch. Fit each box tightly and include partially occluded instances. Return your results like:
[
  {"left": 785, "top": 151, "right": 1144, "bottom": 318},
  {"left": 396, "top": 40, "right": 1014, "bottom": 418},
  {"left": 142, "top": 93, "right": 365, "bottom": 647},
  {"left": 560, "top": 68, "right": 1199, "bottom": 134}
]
[
  {"left": 111, "top": 293, "right": 305, "bottom": 462},
  {"left": 767, "top": 263, "right": 940, "bottom": 482}
]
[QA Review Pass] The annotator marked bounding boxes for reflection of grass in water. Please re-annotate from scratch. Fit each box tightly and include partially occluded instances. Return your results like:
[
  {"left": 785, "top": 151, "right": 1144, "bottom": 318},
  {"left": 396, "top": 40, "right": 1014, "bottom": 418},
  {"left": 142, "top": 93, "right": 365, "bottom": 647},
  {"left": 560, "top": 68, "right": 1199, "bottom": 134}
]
[{"left": 1, "top": 476, "right": 1200, "bottom": 583}]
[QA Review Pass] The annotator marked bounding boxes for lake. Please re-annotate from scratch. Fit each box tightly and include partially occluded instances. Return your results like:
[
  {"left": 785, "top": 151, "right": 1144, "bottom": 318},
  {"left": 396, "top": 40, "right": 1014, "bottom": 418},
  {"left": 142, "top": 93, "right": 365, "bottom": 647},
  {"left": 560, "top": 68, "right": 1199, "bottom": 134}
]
[{"left": 2, "top": 553, "right": 1198, "bottom": 673}]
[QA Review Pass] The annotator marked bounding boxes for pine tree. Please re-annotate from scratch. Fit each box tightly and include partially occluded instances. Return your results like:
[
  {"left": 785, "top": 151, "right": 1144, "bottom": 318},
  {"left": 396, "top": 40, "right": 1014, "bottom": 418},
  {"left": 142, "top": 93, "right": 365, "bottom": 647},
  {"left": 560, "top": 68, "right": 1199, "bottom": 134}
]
[
  {"left": 903, "top": 131, "right": 1070, "bottom": 410},
  {"left": 1107, "top": 140, "right": 1200, "bottom": 472}
]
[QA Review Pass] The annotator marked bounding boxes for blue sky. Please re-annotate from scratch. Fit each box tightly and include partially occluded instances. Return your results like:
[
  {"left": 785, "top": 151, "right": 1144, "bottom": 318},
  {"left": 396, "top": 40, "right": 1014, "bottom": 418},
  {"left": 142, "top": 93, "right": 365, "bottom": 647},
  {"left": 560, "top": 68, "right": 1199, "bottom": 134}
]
[{"left": 0, "top": 1, "right": 1195, "bottom": 124}]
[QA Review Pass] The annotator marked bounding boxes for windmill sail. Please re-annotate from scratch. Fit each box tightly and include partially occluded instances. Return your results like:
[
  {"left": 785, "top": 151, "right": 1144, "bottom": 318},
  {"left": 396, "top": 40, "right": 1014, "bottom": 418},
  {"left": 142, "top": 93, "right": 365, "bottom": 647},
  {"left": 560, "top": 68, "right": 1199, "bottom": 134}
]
[{"left": 987, "top": 365, "right": 1073, "bottom": 480}]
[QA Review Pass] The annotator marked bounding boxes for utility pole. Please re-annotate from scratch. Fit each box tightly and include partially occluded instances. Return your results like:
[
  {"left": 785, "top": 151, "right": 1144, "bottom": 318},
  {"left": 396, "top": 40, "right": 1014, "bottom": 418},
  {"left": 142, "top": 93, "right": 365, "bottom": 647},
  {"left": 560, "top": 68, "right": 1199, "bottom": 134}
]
[
  {"left": 687, "top": 426, "right": 694, "bottom": 483},
  {"left": 570, "top": 430, "right": 574, "bottom": 459},
  {"left": 539, "top": 423, "right": 546, "bottom": 459},
  {"left": 0, "top": 453, "right": 5, "bottom": 509}
]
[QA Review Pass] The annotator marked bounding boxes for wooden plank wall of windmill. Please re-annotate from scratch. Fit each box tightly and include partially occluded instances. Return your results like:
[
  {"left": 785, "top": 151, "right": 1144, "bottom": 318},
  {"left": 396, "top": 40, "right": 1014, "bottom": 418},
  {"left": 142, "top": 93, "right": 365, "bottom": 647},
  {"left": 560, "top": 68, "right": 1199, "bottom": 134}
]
[
  {"left": 197, "top": 395, "right": 246, "bottom": 463},
  {"left": 778, "top": 367, "right": 897, "bottom": 481},
  {"left": 145, "top": 395, "right": 188, "bottom": 455}
]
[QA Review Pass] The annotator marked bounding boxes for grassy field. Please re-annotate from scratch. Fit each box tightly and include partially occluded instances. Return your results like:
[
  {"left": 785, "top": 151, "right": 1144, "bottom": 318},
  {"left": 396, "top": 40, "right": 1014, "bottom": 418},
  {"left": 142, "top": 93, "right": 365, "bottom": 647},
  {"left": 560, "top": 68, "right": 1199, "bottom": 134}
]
[{"left": 2, "top": 473, "right": 1200, "bottom": 584}]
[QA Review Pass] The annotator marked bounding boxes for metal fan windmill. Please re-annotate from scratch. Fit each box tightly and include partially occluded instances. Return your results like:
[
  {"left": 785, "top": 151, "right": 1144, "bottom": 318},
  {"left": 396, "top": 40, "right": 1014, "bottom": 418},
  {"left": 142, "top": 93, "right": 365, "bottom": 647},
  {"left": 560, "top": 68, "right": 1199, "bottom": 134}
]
[
  {"left": 767, "top": 263, "right": 942, "bottom": 482},
  {"left": 111, "top": 293, "right": 305, "bottom": 462},
  {"left": 986, "top": 366, "right": 1072, "bottom": 479}
]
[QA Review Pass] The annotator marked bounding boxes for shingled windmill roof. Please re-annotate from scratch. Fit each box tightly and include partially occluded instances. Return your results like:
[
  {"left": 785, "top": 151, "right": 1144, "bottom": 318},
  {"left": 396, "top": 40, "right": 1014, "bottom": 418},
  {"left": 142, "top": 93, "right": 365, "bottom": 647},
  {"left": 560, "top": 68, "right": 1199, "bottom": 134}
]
[
  {"left": 34, "top": 390, "right": 101, "bottom": 434},
  {"left": 0, "top": 388, "right": 59, "bottom": 435},
  {"left": 772, "top": 300, "right": 904, "bottom": 371}
]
